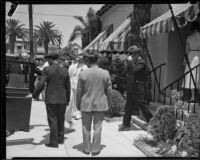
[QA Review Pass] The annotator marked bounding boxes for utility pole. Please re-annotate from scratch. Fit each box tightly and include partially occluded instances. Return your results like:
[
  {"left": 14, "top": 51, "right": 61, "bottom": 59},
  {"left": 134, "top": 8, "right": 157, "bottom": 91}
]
[
  {"left": 59, "top": 35, "right": 61, "bottom": 54},
  {"left": 28, "top": 4, "right": 35, "bottom": 93},
  {"left": 29, "top": 4, "right": 34, "bottom": 62}
]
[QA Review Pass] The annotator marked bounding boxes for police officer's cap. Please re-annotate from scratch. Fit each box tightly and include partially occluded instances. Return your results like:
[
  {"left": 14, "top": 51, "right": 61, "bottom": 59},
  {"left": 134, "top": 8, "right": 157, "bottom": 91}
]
[
  {"left": 45, "top": 53, "right": 59, "bottom": 60},
  {"left": 128, "top": 45, "right": 141, "bottom": 54}
]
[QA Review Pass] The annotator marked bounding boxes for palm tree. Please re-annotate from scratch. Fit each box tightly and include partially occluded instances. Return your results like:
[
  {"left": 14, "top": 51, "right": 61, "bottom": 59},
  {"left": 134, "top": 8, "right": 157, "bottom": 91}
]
[
  {"left": 68, "top": 7, "right": 101, "bottom": 48},
  {"left": 61, "top": 43, "right": 75, "bottom": 60},
  {"left": 128, "top": 4, "right": 152, "bottom": 62},
  {"left": 35, "top": 21, "right": 62, "bottom": 55},
  {"left": 6, "top": 18, "right": 27, "bottom": 54}
]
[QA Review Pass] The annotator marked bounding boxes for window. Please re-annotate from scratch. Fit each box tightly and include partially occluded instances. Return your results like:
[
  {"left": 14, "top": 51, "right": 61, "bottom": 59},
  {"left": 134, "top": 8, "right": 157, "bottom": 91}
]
[{"left": 17, "top": 46, "right": 22, "bottom": 49}]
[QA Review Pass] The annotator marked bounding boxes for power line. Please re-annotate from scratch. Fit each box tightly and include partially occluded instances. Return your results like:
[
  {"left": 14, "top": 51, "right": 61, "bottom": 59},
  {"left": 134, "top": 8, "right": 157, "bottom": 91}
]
[{"left": 14, "top": 11, "right": 86, "bottom": 18}]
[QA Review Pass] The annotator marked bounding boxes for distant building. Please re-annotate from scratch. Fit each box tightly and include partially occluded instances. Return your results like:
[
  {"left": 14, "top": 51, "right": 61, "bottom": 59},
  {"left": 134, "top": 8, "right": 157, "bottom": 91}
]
[{"left": 70, "top": 43, "right": 82, "bottom": 55}]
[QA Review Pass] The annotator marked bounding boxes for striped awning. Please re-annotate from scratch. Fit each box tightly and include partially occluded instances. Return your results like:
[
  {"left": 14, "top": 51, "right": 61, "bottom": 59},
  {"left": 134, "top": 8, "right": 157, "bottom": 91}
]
[
  {"left": 99, "top": 18, "right": 131, "bottom": 52},
  {"left": 140, "top": 3, "right": 200, "bottom": 39},
  {"left": 83, "top": 30, "right": 106, "bottom": 51}
]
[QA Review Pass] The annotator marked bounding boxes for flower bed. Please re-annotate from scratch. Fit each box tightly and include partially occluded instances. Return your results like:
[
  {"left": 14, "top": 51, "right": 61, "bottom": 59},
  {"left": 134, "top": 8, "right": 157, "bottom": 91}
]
[
  {"left": 134, "top": 90, "right": 200, "bottom": 157},
  {"left": 134, "top": 118, "right": 200, "bottom": 157}
]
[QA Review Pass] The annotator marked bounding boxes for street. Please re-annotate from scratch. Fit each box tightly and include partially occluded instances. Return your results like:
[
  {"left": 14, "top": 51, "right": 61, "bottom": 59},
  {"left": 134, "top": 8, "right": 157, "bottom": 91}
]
[{"left": 6, "top": 100, "right": 147, "bottom": 158}]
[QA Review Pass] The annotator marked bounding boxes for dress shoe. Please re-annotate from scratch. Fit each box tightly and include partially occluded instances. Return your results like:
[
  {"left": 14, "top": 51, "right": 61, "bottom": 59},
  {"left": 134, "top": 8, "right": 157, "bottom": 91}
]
[
  {"left": 118, "top": 124, "right": 131, "bottom": 131},
  {"left": 92, "top": 151, "right": 100, "bottom": 156},
  {"left": 83, "top": 150, "right": 90, "bottom": 155},
  {"left": 45, "top": 143, "right": 58, "bottom": 148}
]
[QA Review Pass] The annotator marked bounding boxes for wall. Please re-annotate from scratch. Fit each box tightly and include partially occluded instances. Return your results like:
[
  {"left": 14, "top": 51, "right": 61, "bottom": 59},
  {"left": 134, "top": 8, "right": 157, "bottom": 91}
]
[
  {"left": 100, "top": 4, "right": 132, "bottom": 32},
  {"left": 148, "top": 4, "right": 200, "bottom": 89},
  {"left": 150, "top": 4, "right": 169, "bottom": 20},
  {"left": 167, "top": 16, "right": 200, "bottom": 85},
  {"left": 167, "top": 25, "right": 190, "bottom": 85},
  {"left": 147, "top": 4, "right": 169, "bottom": 88}
]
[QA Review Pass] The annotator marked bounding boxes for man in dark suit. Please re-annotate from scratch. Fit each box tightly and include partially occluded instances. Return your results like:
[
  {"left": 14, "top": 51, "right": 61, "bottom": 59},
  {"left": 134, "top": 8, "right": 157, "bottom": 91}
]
[
  {"left": 31, "top": 53, "right": 70, "bottom": 148},
  {"left": 119, "top": 45, "right": 152, "bottom": 131}
]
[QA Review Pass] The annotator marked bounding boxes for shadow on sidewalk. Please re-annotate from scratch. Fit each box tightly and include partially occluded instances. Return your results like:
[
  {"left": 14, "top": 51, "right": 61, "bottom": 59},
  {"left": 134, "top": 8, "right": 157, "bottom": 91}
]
[
  {"left": 6, "top": 138, "right": 35, "bottom": 146},
  {"left": 72, "top": 143, "right": 106, "bottom": 154},
  {"left": 6, "top": 133, "right": 50, "bottom": 146},
  {"left": 44, "top": 128, "right": 76, "bottom": 134},
  {"left": 29, "top": 124, "right": 48, "bottom": 130},
  {"left": 6, "top": 127, "right": 75, "bottom": 146}
]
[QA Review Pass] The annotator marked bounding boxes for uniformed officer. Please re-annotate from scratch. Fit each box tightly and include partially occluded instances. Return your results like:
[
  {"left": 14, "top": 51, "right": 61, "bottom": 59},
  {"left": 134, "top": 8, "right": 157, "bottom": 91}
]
[{"left": 119, "top": 45, "right": 153, "bottom": 131}]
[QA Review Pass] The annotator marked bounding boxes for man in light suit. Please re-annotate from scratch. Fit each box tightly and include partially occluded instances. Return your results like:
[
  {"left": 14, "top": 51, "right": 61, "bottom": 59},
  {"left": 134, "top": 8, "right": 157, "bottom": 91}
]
[
  {"left": 32, "top": 53, "right": 70, "bottom": 148},
  {"left": 76, "top": 51, "right": 112, "bottom": 155}
]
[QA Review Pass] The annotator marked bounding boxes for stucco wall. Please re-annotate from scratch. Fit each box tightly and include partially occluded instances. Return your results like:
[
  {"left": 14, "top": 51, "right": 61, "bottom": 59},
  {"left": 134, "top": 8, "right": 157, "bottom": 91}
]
[
  {"left": 147, "top": 4, "right": 169, "bottom": 87},
  {"left": 100, "top": 4, "right": 133, "bottom": 31},
  {"left": 167, "top": 17, "right": 200, "bottom": 85},
  {"left": 167, "top": 26, "right": 190, "bottom": 85}
]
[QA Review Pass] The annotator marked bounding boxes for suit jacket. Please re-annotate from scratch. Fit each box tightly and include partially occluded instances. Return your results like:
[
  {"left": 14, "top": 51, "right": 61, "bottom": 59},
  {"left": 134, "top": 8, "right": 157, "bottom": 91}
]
[
  {"left": 76, "top": 65, "right": 112, "bottom": 112},
  {"left": 126, "top": 56, "right": 146, "bottom": 93},
  {"left": 33, "top": 64, "right": 70, "bottom": 104}
]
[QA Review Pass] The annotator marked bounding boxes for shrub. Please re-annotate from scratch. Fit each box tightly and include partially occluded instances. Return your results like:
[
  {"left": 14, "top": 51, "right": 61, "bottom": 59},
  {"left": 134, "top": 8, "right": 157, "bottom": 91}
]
[
  {"left": 174, "top": 114, "right": 200, "bottom": 157},
  {"left": 106, "top": 89, "right": 125, "bottom": 116},
  {"left": 148, "top": 105, "right": 177, "bottom": 142},
  {"left": 110, "top": 56, "right": 127, "bottom": 95}
]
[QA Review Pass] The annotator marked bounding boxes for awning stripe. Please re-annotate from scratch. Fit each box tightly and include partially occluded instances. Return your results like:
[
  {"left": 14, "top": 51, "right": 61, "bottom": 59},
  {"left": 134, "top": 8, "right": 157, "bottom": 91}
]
[
  {"left": 83, "top": 30, "right": 106, "bottom": 51},
  {"left": 140, "top": 3, "right": 200, "bottom": 39},
  {"left": 99, "top": 18, "right": 131, "bottom": 52}
]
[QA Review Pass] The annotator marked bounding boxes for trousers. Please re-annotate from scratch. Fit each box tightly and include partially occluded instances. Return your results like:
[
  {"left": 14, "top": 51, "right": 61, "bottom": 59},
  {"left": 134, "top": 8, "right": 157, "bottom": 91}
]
[
  {"left": 46, "top": 104, "right": 67, "bottom": 145},
  {"left": 123, "top": 91, "right": 152, "bottom": 127},
  {"left": 81, "top": 111, "right": 105, "bottom": 153}
]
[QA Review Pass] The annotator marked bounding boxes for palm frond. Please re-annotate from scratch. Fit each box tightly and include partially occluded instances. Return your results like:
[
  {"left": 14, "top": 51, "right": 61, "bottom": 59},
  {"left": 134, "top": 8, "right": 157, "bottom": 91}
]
[
  {"left": 74, "top": 16, "right": 88, "bottom": 27},
  {"left": 68, "top": 25, "right": 83, "bottom": 42}
]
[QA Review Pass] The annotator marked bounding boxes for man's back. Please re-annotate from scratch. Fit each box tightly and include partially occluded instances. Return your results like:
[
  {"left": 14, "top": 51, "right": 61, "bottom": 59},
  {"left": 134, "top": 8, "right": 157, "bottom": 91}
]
[
  {"left": 33, "top": 64, "right": 70, "bottom": 104},
  {"left": 77, "top": 65, "right": 112, "bottom": 112}
]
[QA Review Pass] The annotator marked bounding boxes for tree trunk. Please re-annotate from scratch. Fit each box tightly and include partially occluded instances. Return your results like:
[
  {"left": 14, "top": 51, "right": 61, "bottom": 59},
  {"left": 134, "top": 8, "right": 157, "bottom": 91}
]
[
  {"left": 130, "top": 4, "right": 151, "bottom": 63},
  {"left": 9, "top": 35, "right": 16, "bottom": 54},
  {"left": 44, "top": 42, "right": 49, "bottom": 56}
]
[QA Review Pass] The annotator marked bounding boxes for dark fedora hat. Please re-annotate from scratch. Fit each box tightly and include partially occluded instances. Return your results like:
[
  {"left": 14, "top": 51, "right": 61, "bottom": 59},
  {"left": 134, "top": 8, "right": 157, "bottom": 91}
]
[{"left": 45, "top": 53, "right": 59, "bottom": 60}]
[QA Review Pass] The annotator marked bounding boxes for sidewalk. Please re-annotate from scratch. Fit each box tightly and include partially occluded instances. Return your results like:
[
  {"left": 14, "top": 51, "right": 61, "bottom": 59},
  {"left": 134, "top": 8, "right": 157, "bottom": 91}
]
[{"left": 6, "top": 100, "right": 147, "bottom": 158}]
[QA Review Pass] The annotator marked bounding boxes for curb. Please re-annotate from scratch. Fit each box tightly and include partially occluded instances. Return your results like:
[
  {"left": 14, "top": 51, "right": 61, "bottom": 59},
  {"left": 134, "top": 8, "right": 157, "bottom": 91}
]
[
  {"left": 134, "top": 139, "right": 160, "bottom": 157},
  {"left": 104, "top": 116, "right": 123, "bottom": 122},
  {"left": 131, "top": 116, "right": 148, "bottom": 131}
]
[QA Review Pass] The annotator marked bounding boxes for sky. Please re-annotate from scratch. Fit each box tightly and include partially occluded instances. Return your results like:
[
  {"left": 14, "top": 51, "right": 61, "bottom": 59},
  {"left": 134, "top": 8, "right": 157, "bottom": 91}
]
[{"left": 5, "top": 3, "right": 103, "bottom": 48}]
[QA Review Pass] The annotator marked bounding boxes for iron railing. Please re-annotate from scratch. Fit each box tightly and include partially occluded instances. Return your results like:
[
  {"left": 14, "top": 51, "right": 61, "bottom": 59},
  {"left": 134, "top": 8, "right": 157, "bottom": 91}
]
[
  {"left": 145, "top": 63, "right": 166, "bottom": 102},
  {"left": 162, "top": 64, "right": 200, "bottom": 114}
]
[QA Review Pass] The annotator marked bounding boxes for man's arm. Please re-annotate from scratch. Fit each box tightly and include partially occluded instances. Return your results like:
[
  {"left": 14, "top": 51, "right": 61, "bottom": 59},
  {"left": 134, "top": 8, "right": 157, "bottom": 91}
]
[
  {"left": 105, "top": 71, "right": 112, "bottom": 108},
  {"left": 32, "top": 67, "right": 48, "bottom": 99},
  {"left": 76, "top": 73, "right": 84, "bottom": 110},
  {"left": 66, "top": 72, "right": 71, "bottom": 105}
]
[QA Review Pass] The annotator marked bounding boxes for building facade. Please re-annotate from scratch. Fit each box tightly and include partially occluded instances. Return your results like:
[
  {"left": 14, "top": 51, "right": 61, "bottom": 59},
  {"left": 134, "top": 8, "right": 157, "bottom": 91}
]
[
  {"left": 147, "top": 4, "right": 200, "bottom": 88},
  {"left": 98, "top": 4, "right": 133, "bottom": 33}
]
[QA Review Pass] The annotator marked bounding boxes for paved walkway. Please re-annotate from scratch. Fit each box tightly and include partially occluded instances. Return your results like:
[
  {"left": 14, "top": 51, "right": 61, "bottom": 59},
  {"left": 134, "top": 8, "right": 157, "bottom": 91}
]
[{"left": 6, "top": 101, "right": 147, "bottom": 158}]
